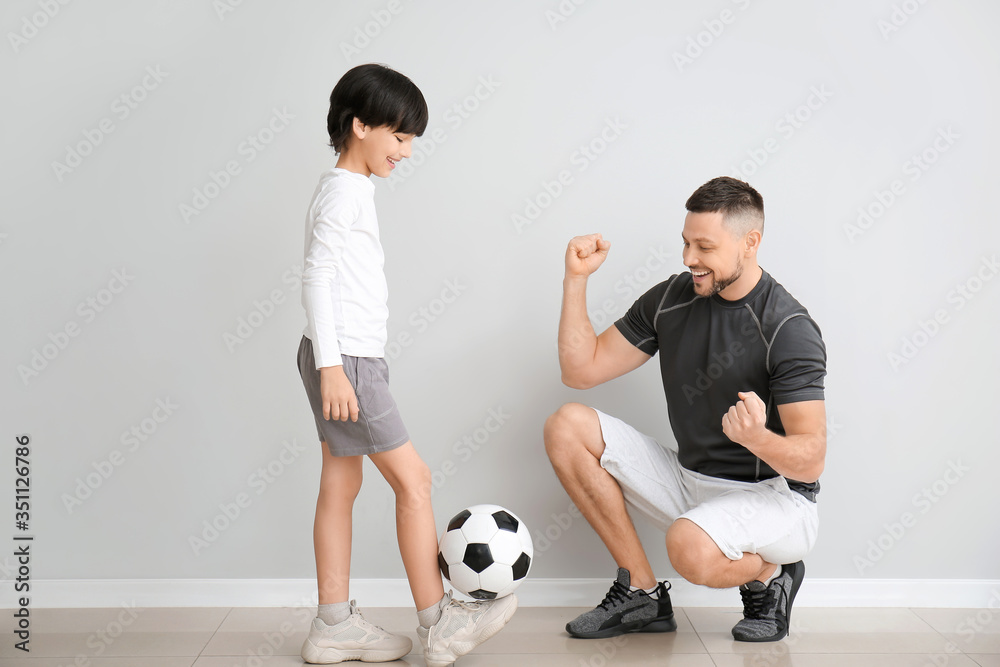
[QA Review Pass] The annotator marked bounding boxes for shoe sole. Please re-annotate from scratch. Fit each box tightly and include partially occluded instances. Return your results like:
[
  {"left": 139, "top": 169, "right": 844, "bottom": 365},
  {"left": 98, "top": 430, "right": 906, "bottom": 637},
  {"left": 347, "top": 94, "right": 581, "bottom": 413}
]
[
  {"left": 566, "top": 613, "right": 678, "bottom": 639},
  {"left": 732, "top": 561, "right": 806, "bottom": 643},
  {"left": 424, "top": 595, "right": 519, "bottom": 667},
  {"left": 301, "top": 639, "right": 411, "bottom": 664}
]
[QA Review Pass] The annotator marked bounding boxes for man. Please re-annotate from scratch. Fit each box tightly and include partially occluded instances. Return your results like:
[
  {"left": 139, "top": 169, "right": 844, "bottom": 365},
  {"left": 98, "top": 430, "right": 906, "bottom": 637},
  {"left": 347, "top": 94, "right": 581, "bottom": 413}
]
[{"left": 545, "top": 176, "right": 827, "bottom": 642}]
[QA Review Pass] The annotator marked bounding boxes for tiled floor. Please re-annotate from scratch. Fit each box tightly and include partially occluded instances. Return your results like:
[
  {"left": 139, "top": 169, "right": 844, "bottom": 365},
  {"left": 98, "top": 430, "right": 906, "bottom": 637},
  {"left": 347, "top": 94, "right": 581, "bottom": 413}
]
[{"left": 2, "top": 605, "right": 999, "bottom": 666}]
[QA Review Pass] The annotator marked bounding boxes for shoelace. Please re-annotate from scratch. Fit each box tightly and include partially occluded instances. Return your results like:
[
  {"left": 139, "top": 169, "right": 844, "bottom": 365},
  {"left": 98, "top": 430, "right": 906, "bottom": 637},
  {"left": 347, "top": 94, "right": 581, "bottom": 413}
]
[
  {"left": 739, "top": 585, "right": 775, "bottom": 620},
  {"left": 353, "top": 608, "right": 390, "bottom": 635},
  {"left": 451, "top": 598, "right": 488, "bottom": 613},
  {"left": 598, "top": 580, "right": 633, "bottom": 611}
]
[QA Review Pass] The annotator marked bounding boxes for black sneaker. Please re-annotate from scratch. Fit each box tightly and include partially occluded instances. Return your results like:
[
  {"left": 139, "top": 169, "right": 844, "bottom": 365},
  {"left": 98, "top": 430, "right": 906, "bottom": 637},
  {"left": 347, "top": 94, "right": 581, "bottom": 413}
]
[
  {"left": 732, "top": 560, "right": 805, "bottom": 642},
  {"left": 565, "top": 567, "right": 677, "bottom": 639}
]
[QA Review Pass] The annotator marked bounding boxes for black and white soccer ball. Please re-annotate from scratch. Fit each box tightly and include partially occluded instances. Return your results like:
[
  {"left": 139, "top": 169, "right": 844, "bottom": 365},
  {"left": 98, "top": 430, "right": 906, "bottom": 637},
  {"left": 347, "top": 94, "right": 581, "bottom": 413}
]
[{"left": 437, "top": 504, "right": 533, "bottom": 600}]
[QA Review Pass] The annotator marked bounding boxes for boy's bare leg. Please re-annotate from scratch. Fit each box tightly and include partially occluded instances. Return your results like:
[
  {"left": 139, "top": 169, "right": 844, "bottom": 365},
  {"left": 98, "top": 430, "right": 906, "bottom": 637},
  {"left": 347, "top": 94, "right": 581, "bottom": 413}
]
[
  {"left": 369, "top": 441, "right": 444, "bottom": 610},
  {"left": 314, "top": 444, "right": 363, "bottom": 605}
]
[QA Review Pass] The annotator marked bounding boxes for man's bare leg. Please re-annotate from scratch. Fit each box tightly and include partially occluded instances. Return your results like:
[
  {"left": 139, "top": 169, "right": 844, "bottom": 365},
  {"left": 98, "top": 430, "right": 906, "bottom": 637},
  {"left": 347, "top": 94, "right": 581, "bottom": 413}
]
[
  {"left": 544, "top": 402, "right": 657, "bottom": 590},
  {"left": 666, "top": 518, "right": 778, "bottom": 588}
]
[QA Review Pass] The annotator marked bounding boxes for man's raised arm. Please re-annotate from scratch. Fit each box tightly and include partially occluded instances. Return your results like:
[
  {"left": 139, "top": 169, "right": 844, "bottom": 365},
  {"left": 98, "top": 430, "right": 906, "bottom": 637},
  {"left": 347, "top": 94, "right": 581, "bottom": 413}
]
[{"left": 558, "top": 234, "right": 651, "bottom": 390}]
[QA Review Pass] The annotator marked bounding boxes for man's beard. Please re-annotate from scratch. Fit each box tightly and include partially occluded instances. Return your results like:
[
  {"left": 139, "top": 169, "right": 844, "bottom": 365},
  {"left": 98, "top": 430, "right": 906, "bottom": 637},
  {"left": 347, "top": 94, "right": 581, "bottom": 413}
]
[{"left": 698, "top": 258, "right": 743, "bottom": 298}]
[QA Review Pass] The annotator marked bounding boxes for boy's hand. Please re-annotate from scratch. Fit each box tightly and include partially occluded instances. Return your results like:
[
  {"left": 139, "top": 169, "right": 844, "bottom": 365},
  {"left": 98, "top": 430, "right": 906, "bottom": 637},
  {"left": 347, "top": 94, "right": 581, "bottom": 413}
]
[
  {"left": 565, "top": 234, "right": 611, "bottom": 278},
  {"left": 320, "top": 365, "right": 360, "bottom": 422}
]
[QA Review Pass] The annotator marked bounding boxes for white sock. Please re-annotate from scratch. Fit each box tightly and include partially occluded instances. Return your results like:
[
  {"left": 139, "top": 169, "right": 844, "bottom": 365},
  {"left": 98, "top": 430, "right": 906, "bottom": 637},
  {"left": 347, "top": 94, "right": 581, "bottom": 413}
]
[
  {"left": 318, "top": 601, "right": 351, "bottom": 625},
  {"left": 417, "top": 594, "right": 447, "bottom": 629},
  {"left": 763, "top": 565, "right": 783, "bottom": 585},
  {"left": 630, "top": 584, "right": 659, "bottom": 597}
]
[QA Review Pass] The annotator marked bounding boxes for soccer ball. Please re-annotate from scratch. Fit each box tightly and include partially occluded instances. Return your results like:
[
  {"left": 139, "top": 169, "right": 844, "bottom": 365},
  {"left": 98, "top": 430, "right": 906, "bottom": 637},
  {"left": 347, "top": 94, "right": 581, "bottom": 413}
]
[{"left": 437, "top": 504, "right": 533, "bottom": 600}]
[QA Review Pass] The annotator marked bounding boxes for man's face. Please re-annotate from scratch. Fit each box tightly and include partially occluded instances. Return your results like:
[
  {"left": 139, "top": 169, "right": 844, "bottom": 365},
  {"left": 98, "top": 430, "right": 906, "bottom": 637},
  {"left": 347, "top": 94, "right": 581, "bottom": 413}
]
[{"left": 682, "top": 211, "right": 747, "bottom": 298}]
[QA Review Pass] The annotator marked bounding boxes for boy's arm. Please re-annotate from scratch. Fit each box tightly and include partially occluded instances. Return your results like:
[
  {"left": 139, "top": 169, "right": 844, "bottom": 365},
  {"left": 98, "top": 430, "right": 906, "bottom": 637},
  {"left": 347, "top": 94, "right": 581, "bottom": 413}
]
[
  {"left": 302, "top": 189, "right": 360, "bottom": 422},
  {"left": 558, "top": 235, "right": 651, "bottom": 389},
  {"left": 302, "top": 191, "right": 356, "bottom": 368}
]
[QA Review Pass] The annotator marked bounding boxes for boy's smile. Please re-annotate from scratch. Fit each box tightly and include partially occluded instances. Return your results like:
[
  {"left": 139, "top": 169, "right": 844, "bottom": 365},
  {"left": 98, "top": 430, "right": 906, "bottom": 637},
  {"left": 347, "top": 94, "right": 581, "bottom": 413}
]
[{"left": 337, "top": 120, "right": 415, "bottom": 178}]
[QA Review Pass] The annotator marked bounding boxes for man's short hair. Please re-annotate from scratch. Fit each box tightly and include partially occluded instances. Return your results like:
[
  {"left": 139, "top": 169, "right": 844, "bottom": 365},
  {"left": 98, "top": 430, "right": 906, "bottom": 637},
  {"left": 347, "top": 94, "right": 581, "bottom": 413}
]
[
  {"left": 327, "top": 63, "right": 428, "bottom": 153},
  {"left": 685, "top": 177, "right": 765, "bottom": 236}
]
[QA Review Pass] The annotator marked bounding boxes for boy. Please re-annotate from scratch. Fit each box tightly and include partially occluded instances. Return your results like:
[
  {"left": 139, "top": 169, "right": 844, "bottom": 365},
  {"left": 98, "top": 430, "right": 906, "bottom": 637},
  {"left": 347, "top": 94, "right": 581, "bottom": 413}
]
[{"left": 296, "top": 63, "right": 516, "bottom": 665}]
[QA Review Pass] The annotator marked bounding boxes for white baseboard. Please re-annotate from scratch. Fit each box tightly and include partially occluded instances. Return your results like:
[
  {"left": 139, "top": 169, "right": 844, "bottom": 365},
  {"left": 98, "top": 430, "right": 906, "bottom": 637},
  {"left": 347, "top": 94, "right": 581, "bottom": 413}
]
[{"left": 11, "top": 578, "right": 1000, "bottom": 609}]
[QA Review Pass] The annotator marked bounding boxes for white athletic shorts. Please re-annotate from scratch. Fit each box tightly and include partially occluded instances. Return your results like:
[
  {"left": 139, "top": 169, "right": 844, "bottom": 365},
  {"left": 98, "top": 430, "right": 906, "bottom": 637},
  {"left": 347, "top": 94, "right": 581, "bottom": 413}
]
[{"left": 594, "top": 408, "right": 819, "bottom": 565}]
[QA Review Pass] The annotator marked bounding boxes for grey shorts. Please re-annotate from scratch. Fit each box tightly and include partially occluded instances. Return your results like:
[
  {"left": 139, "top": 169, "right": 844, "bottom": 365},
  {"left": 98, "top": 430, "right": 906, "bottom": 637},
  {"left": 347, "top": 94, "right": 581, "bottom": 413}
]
[
  {"left": 594, "top": 408, "right": 819, "bottom": 566},
  {"left": 296, "top": 335, "right": 410, "bottom": 457}
]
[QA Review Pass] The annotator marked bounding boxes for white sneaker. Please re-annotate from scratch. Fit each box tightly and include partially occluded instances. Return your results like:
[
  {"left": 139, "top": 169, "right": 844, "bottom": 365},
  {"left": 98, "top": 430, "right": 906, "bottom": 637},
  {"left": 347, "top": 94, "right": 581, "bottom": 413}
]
[
  {"left": 301, "top": 600, "right": 412, "bottom": 663},
  {"left": 416, "top": 591, "right": 518, "bottom": 667}
]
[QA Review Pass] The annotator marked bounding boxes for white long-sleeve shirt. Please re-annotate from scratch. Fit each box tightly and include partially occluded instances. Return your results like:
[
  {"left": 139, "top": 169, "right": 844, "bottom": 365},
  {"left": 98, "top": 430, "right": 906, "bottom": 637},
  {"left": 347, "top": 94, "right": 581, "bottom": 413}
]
[{"left": 301, "top": 168, "right": 388, "bottom": 368}]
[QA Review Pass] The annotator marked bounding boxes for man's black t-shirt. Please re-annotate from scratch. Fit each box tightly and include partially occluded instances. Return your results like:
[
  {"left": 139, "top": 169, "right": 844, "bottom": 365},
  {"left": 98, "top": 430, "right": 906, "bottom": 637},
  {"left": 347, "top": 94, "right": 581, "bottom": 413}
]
[{"left": 614, "top": 269, "right": 827, "bottom": 501}]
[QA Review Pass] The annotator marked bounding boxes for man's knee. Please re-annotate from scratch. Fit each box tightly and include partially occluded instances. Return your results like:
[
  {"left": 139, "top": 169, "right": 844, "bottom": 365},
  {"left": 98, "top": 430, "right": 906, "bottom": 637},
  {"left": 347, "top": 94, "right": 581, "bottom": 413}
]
[
  {"left": 666, "top": 518, "right": 724, "bottom": 586},
  {"left": 543, "top": 402, "right": 602, "bottom": 463}
]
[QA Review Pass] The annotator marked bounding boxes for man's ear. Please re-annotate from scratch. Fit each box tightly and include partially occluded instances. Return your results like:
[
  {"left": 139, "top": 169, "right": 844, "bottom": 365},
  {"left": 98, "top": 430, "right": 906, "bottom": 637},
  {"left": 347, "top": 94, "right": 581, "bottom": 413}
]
[{"left": 745, "top": 228, "right": 762, "bottom": 256}]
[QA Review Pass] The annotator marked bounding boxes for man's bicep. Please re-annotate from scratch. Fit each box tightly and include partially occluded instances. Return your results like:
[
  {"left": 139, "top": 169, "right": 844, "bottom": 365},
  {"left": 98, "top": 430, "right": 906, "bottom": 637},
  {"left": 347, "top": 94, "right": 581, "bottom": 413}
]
[
  {"left": 776, "top": 400, "right": 826, "bottom": 439},
  {"left": 586, "top": 325, "right": 653, "bottom": 387}
]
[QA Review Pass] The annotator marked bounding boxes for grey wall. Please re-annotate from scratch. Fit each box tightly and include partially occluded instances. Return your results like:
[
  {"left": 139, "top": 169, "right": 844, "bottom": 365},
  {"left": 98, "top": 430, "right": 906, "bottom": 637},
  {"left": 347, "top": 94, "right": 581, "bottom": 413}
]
[{"left": 2, "top": 0, "right": 998, "bottom": 587}]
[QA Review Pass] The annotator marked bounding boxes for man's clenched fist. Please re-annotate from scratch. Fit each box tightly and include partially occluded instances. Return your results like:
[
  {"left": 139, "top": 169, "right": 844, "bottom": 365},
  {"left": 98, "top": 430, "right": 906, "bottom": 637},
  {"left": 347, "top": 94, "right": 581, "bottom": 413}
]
[
  {"left": 722, "top": 391, "right": 768, "bottom": 447},
  {"left": 565, "top": 233, "right": 611, "bottom": 278}
]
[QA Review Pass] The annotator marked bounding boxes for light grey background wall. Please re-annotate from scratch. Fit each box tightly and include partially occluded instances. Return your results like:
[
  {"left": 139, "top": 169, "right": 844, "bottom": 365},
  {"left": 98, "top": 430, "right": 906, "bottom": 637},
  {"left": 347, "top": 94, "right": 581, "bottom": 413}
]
[{"left": 2, "top": 0, "right": 998, "bottom": 589}]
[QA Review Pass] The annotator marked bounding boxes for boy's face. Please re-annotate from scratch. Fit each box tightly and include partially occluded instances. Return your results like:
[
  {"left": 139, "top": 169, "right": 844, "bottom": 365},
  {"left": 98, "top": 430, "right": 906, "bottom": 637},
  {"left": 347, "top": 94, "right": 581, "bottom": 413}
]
[{"left": 344, "top": 120, "right": 416, "bottom": 178}]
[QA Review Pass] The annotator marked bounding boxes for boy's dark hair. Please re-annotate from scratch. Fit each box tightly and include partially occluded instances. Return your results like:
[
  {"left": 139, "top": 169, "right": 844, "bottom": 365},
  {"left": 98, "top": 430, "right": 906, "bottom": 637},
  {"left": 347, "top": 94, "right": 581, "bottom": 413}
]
[
  {"left": 327, "top": 63, "right": 428, "bottom": 153},
  {"left": 685, "top": 176, "right": 765, "bottom": 235}
]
